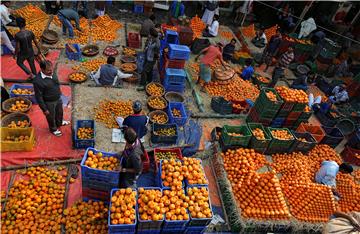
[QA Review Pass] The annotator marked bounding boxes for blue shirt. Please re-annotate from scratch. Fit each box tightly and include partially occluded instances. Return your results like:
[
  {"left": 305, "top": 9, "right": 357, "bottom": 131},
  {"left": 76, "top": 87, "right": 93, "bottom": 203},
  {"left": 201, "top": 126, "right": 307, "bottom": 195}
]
[
  {"left": 170, "top": 1, "right": 185, "bottom": 18},
  {"left": 241, "top": 66, "right": 254, "bottom": 80},
  {"left": 315, "top": 161, "right": 339, "bottom": 187},
  {"left": 123, "top": 114, "right": 149, "bottom": 139}
]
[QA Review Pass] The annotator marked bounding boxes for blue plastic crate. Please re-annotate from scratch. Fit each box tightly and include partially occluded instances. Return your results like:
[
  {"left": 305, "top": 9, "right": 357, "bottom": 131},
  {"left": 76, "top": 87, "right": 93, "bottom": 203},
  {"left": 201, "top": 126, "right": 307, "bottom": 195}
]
[
  {"left": 9, "top": 84, "right": 37, "bottom": 104},
  {"left": 137, "top": 187, "right": 164, "bottom": 232},
  {"left": 82, "top": 187, "right": 111, "bottom": 201},
  {"left": 160, "top": 39, "right": 167, "bottom": 52},
  {"left": 184, "top": 159, "right": 208, "bottom": 187},
  {"left": 164, "top": 82, "right": 185, "bottom": 93},
  {"left": 82, "top": 177, "right": 118, "bottom": 192},
  {"left": 80, "top": 147, "right": 120, "bottom": 184},
  {"left": 65, "top": 43, "right": 82, "bottom": 61},
  {"left": 161, "top": 228, "right": 186, "bottom": 234},
  {"left": 74, "top": 120, "right": 95, "bottom": 149},
  {"left": 165, "top": 30, "right": 179, "bottom": 45},
  {"left": 133, "top": 4, "right": 144, "bottom": 13},
  {"left": 165, "top": 68, "right": 186, "bottom": 85},
  {"left": 186, "top": 186, "right": 213, "bottom": 227},
  {"left": 108, "top": 188, "right": 137, "bottom": 234},
  {"left": 158, "top": 160, "right": 185, "bottom": 189},
  {"left": 161, "top": 188, "right": 189, "bottom": 230},
  {"left": 185, "top": 226, "right": 206, "bottom": 234},
  {"left": 138, "top": 230, "right": 161, "bottom": 234},
  {"left": 168, "top": 44, "right": 190, "bottom": 60},
  {"left": 167, "top": 102, "right": 188, "bottom": 126}
]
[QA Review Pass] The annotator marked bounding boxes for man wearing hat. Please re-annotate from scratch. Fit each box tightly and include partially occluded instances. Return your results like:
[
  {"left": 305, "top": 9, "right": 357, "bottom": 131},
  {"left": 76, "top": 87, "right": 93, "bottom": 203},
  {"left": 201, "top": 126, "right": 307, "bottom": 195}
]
[
  {"left": 123, "top": 101, "right": 149, "bottom": 139},
  {"left": 195, "top": 42, "right": 226, "bottom": 92}
]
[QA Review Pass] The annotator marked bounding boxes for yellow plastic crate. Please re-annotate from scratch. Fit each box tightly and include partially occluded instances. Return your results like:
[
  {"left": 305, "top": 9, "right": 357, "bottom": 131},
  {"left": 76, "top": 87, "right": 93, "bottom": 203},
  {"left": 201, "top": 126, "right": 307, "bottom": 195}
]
[{"left": 1, "top": 127, "right": 35, "bottom": 152}]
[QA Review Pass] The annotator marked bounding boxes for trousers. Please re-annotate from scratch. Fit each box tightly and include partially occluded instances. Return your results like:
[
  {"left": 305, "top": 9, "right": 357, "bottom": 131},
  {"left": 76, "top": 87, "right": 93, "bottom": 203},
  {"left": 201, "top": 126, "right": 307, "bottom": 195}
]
[
  {"left": 44, "top": 98, "right": 63, "bottom": 132},
  {"left": 17, "top": 55, "right": 37, "bottom": 76}
]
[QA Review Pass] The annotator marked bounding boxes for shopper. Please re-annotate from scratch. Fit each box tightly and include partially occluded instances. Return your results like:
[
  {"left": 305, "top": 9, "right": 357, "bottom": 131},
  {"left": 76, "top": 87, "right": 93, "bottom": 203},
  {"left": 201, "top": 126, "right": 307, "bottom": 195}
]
[
  {"left": 57, "top": 8, "right": 83, "bottom": 38},
  {"left": 195, "top": 42, "right": 226, "bottom": 92},
  {"left": 222, "top": 38, "right": 236, "bottom": 62},
  {"left": 0, "top": 1, "right": 16, "bottom": 26},
  {"left": 202, "top": 14, "right": 219, "bottom": 37},
  {"left": 14, "top": 17, "right": 41, "bottom": 80},
  {"left": 139, "top": 28, "right": 160, "bottom": 88},
  {"left": 268, "top": 46, "right": 294, "bottom": 87},
  {"left": 140, "top": 14, "right": 155, "bottom": 37},
  {"left": 33, "top": 60, "right": 70, "bottom": 137},
  {"left": 1, "top": 20, "right": 15, "bottom": 55},
  {"left": 95, "top": 1, "right": 106, "bottom": 17},
  {"left": 72, "top": 1, "right": 88, "bottom": 18},
  {"left": 119, "top": 127, "right": 144, "bottom": 188},
  {"left": 258, "top": 28, "right": 282, "bottom": 72},
  {"left": 202, "top": 0, "right": 219, "bottom": 26},
  {"left": 123, "top": 101, "right": 149, "bottom": 140},
  {"left": 240, "top": 58, "right": 254, "bottom": 81},
  {"left": 90, "top": 56, "right": 132, "bottom": 87},
  {"left": 251, "top": 28, "right": 267, "bottom": 48}
]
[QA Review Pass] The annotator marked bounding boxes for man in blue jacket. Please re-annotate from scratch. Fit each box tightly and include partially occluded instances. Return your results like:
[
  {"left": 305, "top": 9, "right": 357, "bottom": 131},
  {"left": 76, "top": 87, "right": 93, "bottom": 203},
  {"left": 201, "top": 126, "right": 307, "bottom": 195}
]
[{"left": 123, "top": 101, "right": 149, "bottom": 140}]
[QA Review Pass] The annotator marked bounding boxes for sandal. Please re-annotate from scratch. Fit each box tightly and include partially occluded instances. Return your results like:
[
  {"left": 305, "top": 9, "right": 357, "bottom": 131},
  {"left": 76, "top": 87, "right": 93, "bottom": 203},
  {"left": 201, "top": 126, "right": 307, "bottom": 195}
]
[
  {"left": 62, "top": 120, "right": 70, "bottom": 126},
  {"left": 52, "top": 130, "right": 62, "bottom": 137}
]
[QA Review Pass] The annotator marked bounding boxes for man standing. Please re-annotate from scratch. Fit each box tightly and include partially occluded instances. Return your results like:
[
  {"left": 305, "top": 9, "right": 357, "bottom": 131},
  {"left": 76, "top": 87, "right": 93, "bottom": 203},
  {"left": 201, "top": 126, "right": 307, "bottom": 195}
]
[
  {"left": 202, "top": 14, "right": 219, "bottom": 37},
  {"left": 90, "top": 56, "right": 132, "bottom": 87},
  {"left": 14, "top": 17, "right": 41, "bottom": 80},
  {"left": 140, "top": 14, "right": 155, "bottom": 38},
  {"left": 268, "top": 46, "right": 294, "bottom": 87},
  {"left": 57, "top": 8, "right": 82, "bottom": 38},
  {"left": 139, "top": 28, "right": 160, "bottom": 88},
  {"left": 258, "top": 29, "right": 282, "bottom": 72},
  {"left": 33, "top": 60, "right": 70, "bottom": 137},
  {"left": 195, "top": 42, "right": 226, "bottom": 92}
]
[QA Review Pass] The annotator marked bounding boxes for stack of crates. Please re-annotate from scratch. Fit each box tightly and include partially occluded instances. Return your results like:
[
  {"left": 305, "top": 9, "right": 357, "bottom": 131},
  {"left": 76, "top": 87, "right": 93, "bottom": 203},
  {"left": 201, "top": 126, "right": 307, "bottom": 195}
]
[
  {"left": 164, "top": 68, "right": 187, "bottom": 93},
  {"left": 80, "top": 147, "right": 120, "bottom": 201},
  {"left": 220, "top": 125, "right": 252, "bottom": 151},
  {"left": 246, "top": 88, "right": 283, "bottom": 126}
]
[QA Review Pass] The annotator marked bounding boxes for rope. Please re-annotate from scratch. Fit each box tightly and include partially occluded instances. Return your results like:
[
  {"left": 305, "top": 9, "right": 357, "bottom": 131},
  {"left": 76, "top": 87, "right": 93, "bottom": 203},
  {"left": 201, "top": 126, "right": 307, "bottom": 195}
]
[{"left": 254, "top": 0, "right": 360, "bottom": 45}]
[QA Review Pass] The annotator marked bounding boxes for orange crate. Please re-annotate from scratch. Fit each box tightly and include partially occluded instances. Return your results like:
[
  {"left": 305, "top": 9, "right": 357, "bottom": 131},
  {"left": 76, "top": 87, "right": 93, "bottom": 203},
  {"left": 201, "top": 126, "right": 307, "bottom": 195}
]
[
  {"left": 1, "top": 127, "right": 35, "bottom": 152},
  {"left": 296, "top": 123, "right": 325, "bottom": 143}
]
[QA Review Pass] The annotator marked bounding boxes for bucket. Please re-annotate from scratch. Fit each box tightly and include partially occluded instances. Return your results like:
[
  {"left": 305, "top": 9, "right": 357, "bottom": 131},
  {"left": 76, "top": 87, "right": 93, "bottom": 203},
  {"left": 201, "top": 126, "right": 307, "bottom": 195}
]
[{"left": 336, "top": 118, "right": 355, "bottom": 136}]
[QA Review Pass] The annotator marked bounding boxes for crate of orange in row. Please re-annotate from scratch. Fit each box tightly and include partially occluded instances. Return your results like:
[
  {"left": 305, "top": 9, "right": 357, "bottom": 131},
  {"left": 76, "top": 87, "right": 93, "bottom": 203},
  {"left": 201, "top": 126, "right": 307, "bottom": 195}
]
[
  {"left": 158, "top": 159, "right": 185, "bottom": 189},
  {"left": 185, "top": 186, "right": 213, "bottom": 227},
  {"left": 74, "top": 120, "right": 95, "bottom": 149},
  {"left": 151, "top": 123, "right": 178, "bottom": 145},
  {"left": 154, "top": 148, "right": 183, "bottom": 165},
  {"left": 0, "top": 127, "right": 35, "bottom": 152},
  {"left": 162, "top": 188, "right": 189, "bottom": 231},
  {"left": 80, "top": 147, "right": 121, "bottom": 184},
  {"left": 108, "top": 188, "right": 137, "bottom": 234},
  {"left": 290, "top": 131, "right": 317, "bottom": 153},
  {"left": 247, "top": 123, "right": 272, "bottom": 154},
  {"left": 183, "top": 158, "right": 208, "bottom": 187},
  {"left": 168, "top": 102, "right": 188, "bottom": 126},
  {"left": 221, "top": 125, "right": 251, "bottom": 147},
  {"left": 296, "top": 123, "right": 325, "bottom": 143},
  {"left": 265, "top": 127, "right": 295, "bottom": 154}
]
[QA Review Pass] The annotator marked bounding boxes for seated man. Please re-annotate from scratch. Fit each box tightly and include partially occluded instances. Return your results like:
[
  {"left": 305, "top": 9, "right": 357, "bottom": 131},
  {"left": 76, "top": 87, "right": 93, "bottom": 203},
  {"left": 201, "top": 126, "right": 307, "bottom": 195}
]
[
  {"left": 330, "top": 84, "right": 349, "bottom": 104},
  {"left": 251, "top": 29, "right": 267, "bottom": 48},
  {"left": 203, "top": 14, "right": 219, "bottom": 37},
  {"left": 222, "top": 38, "right": 236, "bottom": 62},
  {"left": 240, "top": 58, "right": 254, "bottom": 81},
  {"left": 90, "top": 56, "right": 132, "bottom": 87},
  {"left": 123, "top": 101, "right": 149, "bottom": 140}
]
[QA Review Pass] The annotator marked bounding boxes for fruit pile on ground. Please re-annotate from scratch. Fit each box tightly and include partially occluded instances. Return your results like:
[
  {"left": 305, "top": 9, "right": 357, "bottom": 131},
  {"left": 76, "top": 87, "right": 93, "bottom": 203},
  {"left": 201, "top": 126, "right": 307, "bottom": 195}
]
[
  {"left": 84, "top": 150, "right": 119, "bottom": 171},
  {"left": 77, "top": 127, "right": 94, "bottom": 139},
  {"left": 72, "top": 58, "right": 106, "bottom": 72},
  {"left": 190, "top": 15, "right": 206, "bottom": 39},
  {"left": 241, "top": 24, "right": 256, "bottom": 38},
  {"left": 109, "top": 188, "right": 136, "bottom": 225},
  {"left": 336, "top": 174, "right": 360, "bottom": 212},
  {"left": 94, "top": 99, "right": 133, "bottom": 128}
]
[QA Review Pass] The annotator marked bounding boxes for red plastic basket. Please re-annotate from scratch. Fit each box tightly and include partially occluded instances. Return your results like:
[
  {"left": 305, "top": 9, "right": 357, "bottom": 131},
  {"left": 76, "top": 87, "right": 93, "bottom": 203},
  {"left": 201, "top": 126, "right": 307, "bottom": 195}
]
[
  {"left": 154, "top": 148, "right": 183, "bottom": 165},
  {"left": 163, "top": 52, "right": 186, "bottom": 69},
  {"left": 296, "top": 123, "right": 325, "bottom": 143},
  {"left": 128, "top": 32, "right": 141, "bottom": 49},
  {"left": 341, "top": 146, "right": 360, "bottom": 166}
]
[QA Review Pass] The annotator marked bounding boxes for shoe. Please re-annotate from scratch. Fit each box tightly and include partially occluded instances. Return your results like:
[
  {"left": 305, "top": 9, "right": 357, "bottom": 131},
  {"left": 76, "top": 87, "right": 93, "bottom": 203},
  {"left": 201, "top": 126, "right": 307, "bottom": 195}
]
[
  {"left": 52, "top": 130, "right": 62, "bottom": 136},
  {"left": 136, "top": 86, "right": 145, "bottom": 91},
  {"left": 62, "top": 120, "right": 70, "bottom": 126}
]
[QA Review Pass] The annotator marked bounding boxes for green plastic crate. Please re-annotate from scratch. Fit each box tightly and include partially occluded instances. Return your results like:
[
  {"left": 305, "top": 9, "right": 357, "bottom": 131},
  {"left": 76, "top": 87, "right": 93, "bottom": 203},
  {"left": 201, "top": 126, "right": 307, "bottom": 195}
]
[
  {"left": 265, "top": 127, "right": 295, "bottom": 154},
  {"left": 292, "top": 102, "right": 307, "bottom": 112},
  {"left": 247, "top": 123, "right": 272, "bottom": 153},
  {"left": 221, "top": 125, "right": 251, "bottom": 147},
  {"left": 254, "top": 100, "right": 279, "bottom": 119},
  {"left": 256, "top": 88, "right": 284, "bottom": 111},
  {"left": 300, "top": 110, "right": 313, "bottom": 120}
]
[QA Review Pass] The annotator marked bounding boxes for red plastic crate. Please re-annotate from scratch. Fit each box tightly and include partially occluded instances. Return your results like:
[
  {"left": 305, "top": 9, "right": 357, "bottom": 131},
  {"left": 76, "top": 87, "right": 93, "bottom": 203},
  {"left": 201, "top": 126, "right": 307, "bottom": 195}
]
[
  {"left": 163, "top": 52, "right": 186, "bottom": 69},
  {"left": 232, "top": 100, "right": 250, "bottom": 114},
  {"left": 154, "top": 148, "right": 183, "bottom": 165},
  {"left": 287, "top": 111, "right": 302, "bottom": 119},
  {"left": 296, "top": 123, "right": 325, "bottom": 143},
  {"left": 128, "top": 32, "right": 141, "bottom": 49},
  {"left": 341, "top": 146, "right": 360, "bottom": 166}
]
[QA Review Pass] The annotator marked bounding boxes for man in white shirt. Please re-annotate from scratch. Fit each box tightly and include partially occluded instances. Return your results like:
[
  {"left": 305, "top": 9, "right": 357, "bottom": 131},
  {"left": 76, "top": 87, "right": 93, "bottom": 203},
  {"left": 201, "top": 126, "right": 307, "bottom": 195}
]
[
  {"left": 203, "top": 14, "right": 219, "bottom": 37},
  {"left": 0, "top": 1, "right": 16, "bottom": 26}
]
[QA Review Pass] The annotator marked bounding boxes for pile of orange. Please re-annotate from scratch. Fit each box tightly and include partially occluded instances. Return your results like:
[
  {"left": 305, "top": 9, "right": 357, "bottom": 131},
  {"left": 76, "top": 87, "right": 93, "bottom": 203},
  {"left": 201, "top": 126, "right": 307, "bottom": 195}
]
[
  {"left": 161, "top": 189, "right": 189, "bottom": 221},
  {"left": 354, "top": 169, "right": 360, "bottom": 181},
  {"left": 257, "top": 76, "right": 270, "bottom": 83},
  {"left": 275, "top": 86, "right": 309, "bottom": 104},
  {"left": 160, "top": 159, "right": 184, "bottom": 189},
  {"left": 62, "top": 200, "right": 108, "bottom": 232},
  {"left": 77, "top": 127, "right": 94, "bottom": 139},
  {"left": 183, "top": 158, "right": 207, "bottom": 185},
  {"left": 220, "top": 30, "right": 233, "bottom": 40},
  {"left": 4, "top": 135, "right": 30, "bottom": 142},
  {"left": 9, "top": 100, "right": 29, "bottom": 112},
  {"left": 336, "top": 173, "right": 360, "bottom": 212},
  {"left": 138, "top": 188, "right": 164, "bottom": 221},
  {"left": 69, "top": 72, "right": 87, "bottom": 82},
  {"left": 228, "top": 132, "right": 243, "bottom": 137},
  {"left": 241, "top": 24, "right": 256, "bottom": 38},
  {"left": 304, "top": 105, "right": 311, "bottom": 112},
  {"left": 72, "top": 58, "right": 106, "bottom": 72},
  {"left": 151, "top": 113, "right": 168, "bottom": 124},
  {"left": 12, "top": 88, "right": 33, "bottom": 95},
  {"left": 187, "top": 187, "right": 212, "bottom": 219},
  {"left": 264, "top": 25, "right": 278, "bottom": 40},
  {"left": 84, "top": 149, "right": 119, "bottom": 171},
  {"left": 266, "top": 91, "right": 278, "bottom": 102},
  {"left": 271, "top": 129, "right": 293, "bottom": 140},
  {"left": 94, "top": 99, "right": 133, "bottom": 128},
  {"left": 190, "top": 15, "right": 206, "bottom": 39},
  {"left": 146, "top": 83, "right": 164, "bottom": 97},
  {"left": 109, "top": 188, "right": 137, "bottom": 225},
  {"left": 7, "top": 120, "right": 30, "bottom": 128},
  {"left": 148, "top": 97, "right": 167, "bottom": 110},
  {"left": 123, "top": 47, "right": 136, "bottom": 56},
  {"left": 188, "top": 62, "right": 200, "bottom": 80},
  {"left": 252, "top": 128, "right": 266, "bottom": 140}
]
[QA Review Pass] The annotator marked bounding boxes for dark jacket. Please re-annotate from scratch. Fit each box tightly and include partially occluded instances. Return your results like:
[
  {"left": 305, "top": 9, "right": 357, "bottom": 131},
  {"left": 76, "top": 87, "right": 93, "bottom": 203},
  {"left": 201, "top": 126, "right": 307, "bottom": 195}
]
[
  {"left": 266, "top": 35, "right": 282, "bottom": 55},
  {"left": 123, "top": 114, "right": 148, "bottom": 139},
  {"left": 140, "top": 19, "right": 155, "bottom": 37},
  {"left": 33, "top": 73, "right": 62, "bottom": 112},
  {"left": 99, "top": 64, "right": 118, "bottom": 85},
  {"left": 121, "top": 141, "right": 143, "bottom": 187}
]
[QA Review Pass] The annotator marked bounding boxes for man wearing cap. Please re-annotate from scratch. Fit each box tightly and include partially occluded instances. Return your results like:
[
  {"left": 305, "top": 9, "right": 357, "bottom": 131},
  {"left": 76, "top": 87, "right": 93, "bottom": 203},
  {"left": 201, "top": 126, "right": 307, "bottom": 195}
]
[
  {"left": 123, "top": 101, "right": 149, "bottom": 139},
  {"left": 195, "top": 42, "right": 226, "bottom": 92}
]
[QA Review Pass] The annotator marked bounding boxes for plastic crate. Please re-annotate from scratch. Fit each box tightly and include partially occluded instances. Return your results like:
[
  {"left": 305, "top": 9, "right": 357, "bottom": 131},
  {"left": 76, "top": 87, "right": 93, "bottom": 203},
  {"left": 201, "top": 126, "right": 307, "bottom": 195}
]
[
  {"left": 283, "top": 118, "right": 297, "bottom": 128},
  {"left": 168, "top": 44, "right": 190, "bottom": 60},
  {"left": 300, "top": 110, "right": 313, "bottom": 121},
  {"left": 65, "top": 43, "right": 82, "bottom": 61},
  {"left": 221, "top": 125, "right": 251, "bottom": 147},
  {"left": 158, "top": 160, "right": 185, "bottom": 189},
  {"left": 296, "top": 123, "right": 325, "bottom": 143},
  {"left": 161, "top": 228, "right": 186, "bottom": 234},
  {"left": 164, "top": 82, "right": 185, "bottom": 93},
  {"left": 165, "top": 30, "right": 179, "bottom": 44},
  {"left": 164, "top": 68, "right": 186, "bottom": 85},
  {"left": 315, "top": 111, "right": 337, "bottom": 127},
  {"left": 256, "top": 88, "right": 284, "bottom": 111},
  {"left": 137, "top": 187, "right": 163, "bottom": 233},
  {"left": 276, "top": 109, "right": 290, "bottom": 118},
  {"left": 80, "top": 147, "right": 120, "bottom": 184},
  {"left": 290, "top": 131, "right": 317, "bottom": 153},
  {"left": 246, "top": 108, "right": 260, "bottom": 123},
  {"left": 74, "top": 120, "right": 95, "bottom": 149},
  {"left": 321, "top": 126, "right": 344, "bottom": 148},
  {"left": 0, "top": 127, "right": 35, "bottom": 152},
  {"left": 167, "top": 102, "right": 188, "bottom": 126},
  {"left": 247, "top": 123, "right": 272, "bottom": 153},
  {"left": 82, "top": 177, "right": 118, "bottom": 192},
  {"left": 184, "top": 159, "right": 208, "bottom": 187},
  {"left": 151, "top": 123, "right": 178, "bottom": 145},
  {"left": 134, "top": 4, "right": 144, "bottom": 13},
  {"left": 82, "top": 187, "right": 110, "bottom": 201},
  {"left": 163, "top": 52, "right": 186, "bottom": 69},
  {"left": 265, "top": 127, "right": 295, "bottom": 154},
  {"left": 279, "top": 101, "right": 295, "bottom": 113},
  {"left": 219, "top": 136, "right": 240, "bottom": 152},
  {"left": 253, "top": 100, "right": 279, "bottom": 119},
  {"left": 341, "top": 146, "right": 360, "bottom": 166},
  {"left": 185, "top": 226, "right": 206, "bottom": 234},
  {"left": 347, "top": 130, "right": 360, "bottom": 149},
  {"left": 186, "top": 186, "right": 212, "bottom": 227},
  {"left": 9, "top": 84, "right": 37, "bottom": 104},
  {"left": 108, "top": 188, "right": 137, "bottom": 234},
  {"left": 287, "top": 111, "right": 302, "bottom": 119},
  {"left": 211, "top": 97, "right": 233, "bottom": 115},
  {"left": 292, "top": 102, "right": 307, "bottom": 112},
  {"left": 128, "top": 32, "right": 141, "bottom": 48},
  {"left": 154, "top": 148, "right": 183, "bottom": 165},
  {"left": 162, "top": 188, "right": 189, "bottom": 229}
]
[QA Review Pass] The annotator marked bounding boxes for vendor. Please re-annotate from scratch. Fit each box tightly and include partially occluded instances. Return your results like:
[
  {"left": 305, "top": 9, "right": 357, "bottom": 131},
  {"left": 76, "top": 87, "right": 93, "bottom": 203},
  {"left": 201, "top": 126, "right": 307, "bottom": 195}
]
[
  {"left": 269, "top": 46, "right": 294, "bottom": 88},
  {"left": 330, "top": 84, "right": 349, "bottom": 104},
  {"left": 0, "top": 1, "right": 16, "bottom": 27},
  {"left": 119, "top": 127, "right": 144, "bottom": 188},
  {"left": 202, "top": 14, "right": 219, "bottom": 37},
  {"left": 251, "top": 29, "right": 267, "bottom": 48},
  {"left": 154, "top": 23, "right": 164, "bottom": 40},
  {"left": 315, "top": 161, "right": 353, "bottom": 199},
  {"left": 258, "top": 29, "right": 282, "bottom": 72},
  {"left": 123, "top": 101, "right": 149, "bottom": 140},
  {"left": 57, "top": 8, "right": 83, "bottom": 38},
  {"left": 240, "top": 58, "right": 254, "bottom": 81},
  {"left": 140, "top": 14, "right": 155, "bottom": 37},
  {"left": 90, "top": 56, "right": 133, "bottom": 87},
  {"left": 195, "top": 42, "right": 226, "bottom": 92},
  {"left": 222, "top": 38, "right": 236, "bottom": 62}
]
